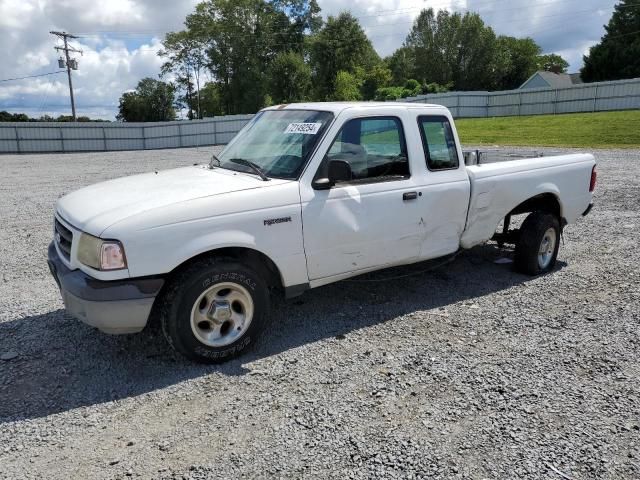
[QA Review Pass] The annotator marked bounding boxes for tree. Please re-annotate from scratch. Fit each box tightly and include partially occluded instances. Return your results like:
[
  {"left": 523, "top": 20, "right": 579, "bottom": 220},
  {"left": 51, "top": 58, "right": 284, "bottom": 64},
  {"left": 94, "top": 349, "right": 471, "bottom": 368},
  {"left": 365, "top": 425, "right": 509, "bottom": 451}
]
[
  {"left": 493, "top": 36, "right": 541, "bottom": 90},
  {"left": 361, "top": 64, "right": 392, "bottom": 100},
  {"left": 0, "top": 111, "right": 104, "bottom": 122},
  {"left": 422, "top": 82, "right": 451, "bottom": 94},
  {"left": 374, "top": 86, "right": 405, "bottom": 101},
  {"left": 0, "top": 111, "right": 29, "bottom": 122},
  {"left": 198, "top": 82, "right": 226, "bottom": 117},
  {"left": 159, "top": 30, "right": 206, "bottom": 119},
  {"left": 373, "top": 78, "right": 425, "bottom": 101},
  {"left": 404, "top": 8, "right": 497, "bottom": 91},
  {"left": 582, "top": 0, "right": 640, "bottom": 82},
  {"left": 333, "top": 71, "right": 362, "bottom": 101},
  {"left": 270, "top": 0, "right": 323, "bottom": 49},
  {"left": 117, "top": 78, "right": 176, "bottom": 122},
  {"left": 385, "top": 47, "right": 414, "bottom": 86},
  {"left": 185, "top": 0, "right": 321, "bottom": 115},
  {"left": 268, "top": 51, "right": 312, "bottom": 103},
  {"left": 309, "top": 12, "right": 379, "bottom": 99},
  {"left": 536, "top": 53, "right": 569, "bottom": 74}
]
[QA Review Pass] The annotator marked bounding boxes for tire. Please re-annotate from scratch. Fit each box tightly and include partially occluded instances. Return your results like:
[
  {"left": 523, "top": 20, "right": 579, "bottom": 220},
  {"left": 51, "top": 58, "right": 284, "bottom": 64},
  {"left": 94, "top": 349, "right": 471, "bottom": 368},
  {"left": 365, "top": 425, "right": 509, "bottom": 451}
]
[
  {"left": 514, "top": 212, "right": 560, "bottom": 275},
  {"left": 158, "top": 257, "right": 270, "bottom": 364}
]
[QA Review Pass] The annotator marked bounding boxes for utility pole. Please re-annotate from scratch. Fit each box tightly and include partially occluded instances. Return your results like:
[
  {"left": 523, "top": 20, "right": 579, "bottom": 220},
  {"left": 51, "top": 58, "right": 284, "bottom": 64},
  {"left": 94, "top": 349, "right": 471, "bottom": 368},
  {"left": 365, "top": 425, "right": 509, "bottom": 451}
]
[{"left": 50, "top": 31, "right": 82, "bottom": 121}]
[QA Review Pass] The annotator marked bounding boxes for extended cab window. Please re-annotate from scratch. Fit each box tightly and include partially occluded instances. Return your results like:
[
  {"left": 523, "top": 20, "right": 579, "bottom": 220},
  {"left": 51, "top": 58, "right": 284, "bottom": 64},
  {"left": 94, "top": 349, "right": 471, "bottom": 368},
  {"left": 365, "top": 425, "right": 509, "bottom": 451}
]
[
  {"left": 322, "top": 116, "right": 409, "bottom": 183},
  {"left": 419, "top": 116, "right": 459, "bottom": 170}
]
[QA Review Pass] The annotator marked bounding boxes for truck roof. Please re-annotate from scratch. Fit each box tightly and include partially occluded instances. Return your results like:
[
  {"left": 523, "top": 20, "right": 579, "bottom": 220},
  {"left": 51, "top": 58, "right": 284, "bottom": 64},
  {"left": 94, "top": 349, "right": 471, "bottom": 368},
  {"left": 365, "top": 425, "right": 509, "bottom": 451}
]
[{"left": 262, "top": 102, "right": 448, "bottom": 114}]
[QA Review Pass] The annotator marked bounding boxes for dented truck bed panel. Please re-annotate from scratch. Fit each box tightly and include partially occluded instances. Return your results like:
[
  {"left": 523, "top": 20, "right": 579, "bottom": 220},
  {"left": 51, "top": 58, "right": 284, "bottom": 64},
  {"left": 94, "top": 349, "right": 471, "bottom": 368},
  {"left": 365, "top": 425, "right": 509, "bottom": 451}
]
[{"left": 462, "top": 153, "right": 596, "bottom": 249}]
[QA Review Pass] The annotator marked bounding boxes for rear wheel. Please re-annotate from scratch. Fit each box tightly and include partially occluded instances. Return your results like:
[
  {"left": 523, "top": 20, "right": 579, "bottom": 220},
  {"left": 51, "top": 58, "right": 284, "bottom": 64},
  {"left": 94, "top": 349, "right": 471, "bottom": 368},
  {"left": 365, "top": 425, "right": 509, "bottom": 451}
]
[
  {"left": 158, "top": 257, "right": 269, "bottom": 363},
  {"left": 514, "top": 212, "right": 560, "bottom": 275}
]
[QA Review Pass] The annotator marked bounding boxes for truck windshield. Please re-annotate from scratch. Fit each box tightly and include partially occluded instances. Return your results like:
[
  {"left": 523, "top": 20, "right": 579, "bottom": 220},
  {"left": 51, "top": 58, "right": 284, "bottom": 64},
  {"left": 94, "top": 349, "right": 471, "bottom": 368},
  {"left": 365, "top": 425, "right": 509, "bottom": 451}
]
[{"left": 212, "top": 109, "right": 334, "bottom": 180}]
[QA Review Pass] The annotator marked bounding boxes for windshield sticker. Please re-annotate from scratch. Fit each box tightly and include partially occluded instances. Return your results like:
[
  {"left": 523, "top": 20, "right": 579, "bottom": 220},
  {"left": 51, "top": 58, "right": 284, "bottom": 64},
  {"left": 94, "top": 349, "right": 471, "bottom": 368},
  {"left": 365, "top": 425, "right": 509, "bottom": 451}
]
[{"left": 284, "top": 123, "right": 322, "bottom": 135}]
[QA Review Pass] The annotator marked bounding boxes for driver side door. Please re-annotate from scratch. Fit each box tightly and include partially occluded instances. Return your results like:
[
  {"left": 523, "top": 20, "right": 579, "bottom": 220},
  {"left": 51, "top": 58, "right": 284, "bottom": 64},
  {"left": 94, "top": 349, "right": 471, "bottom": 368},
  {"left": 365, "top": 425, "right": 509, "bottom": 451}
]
[{"left": 300, "top": 114, "right": 424, "bottom": 282}]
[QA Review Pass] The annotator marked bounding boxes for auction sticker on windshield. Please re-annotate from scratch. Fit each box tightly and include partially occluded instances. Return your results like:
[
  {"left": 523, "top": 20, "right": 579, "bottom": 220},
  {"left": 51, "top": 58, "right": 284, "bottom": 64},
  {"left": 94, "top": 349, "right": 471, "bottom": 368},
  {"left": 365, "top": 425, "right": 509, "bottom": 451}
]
[{"left": 284, "top": 123, "right": 322, "bottom": 134}]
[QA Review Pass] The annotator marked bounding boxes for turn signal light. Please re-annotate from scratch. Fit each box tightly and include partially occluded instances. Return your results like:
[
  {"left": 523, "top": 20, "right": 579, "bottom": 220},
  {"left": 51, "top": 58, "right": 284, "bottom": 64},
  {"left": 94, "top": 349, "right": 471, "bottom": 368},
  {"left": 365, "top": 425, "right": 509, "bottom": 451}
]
[{"left": 589, "top": 166, "right": 597, "bottom": 192}]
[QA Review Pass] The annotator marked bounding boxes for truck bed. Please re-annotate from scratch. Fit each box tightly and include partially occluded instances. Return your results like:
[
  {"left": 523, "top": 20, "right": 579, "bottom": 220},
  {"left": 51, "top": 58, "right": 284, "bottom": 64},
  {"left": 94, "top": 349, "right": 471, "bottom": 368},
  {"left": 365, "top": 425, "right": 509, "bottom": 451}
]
[{"left": 460, "top": 152, "right": 596, "bottom": 249}]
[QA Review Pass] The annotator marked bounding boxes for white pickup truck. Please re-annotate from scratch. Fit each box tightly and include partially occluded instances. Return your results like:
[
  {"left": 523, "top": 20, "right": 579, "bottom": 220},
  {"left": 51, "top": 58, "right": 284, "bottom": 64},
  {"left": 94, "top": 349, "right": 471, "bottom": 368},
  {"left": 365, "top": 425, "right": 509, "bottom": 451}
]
[{"left": 48, "top": 102, "right": 596, "bottom": 363}]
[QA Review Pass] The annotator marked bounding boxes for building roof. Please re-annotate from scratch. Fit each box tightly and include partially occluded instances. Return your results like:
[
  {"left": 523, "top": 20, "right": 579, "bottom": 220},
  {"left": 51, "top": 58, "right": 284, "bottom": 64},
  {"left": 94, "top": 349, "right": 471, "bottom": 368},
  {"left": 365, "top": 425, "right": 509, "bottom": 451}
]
[
  {"left": 569, "top": 73, "right": 584, "bottom": 85},
  {"left": 519, "top": 71, "right": 582, "bottom": 89}
]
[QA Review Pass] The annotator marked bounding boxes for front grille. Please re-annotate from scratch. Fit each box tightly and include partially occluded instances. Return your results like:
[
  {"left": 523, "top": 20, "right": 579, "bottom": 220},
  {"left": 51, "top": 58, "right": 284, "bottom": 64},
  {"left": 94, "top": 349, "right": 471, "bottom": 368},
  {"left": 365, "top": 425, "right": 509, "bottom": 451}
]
[{"left": 55, "top": 218, "right": 73, "bottom": 261}]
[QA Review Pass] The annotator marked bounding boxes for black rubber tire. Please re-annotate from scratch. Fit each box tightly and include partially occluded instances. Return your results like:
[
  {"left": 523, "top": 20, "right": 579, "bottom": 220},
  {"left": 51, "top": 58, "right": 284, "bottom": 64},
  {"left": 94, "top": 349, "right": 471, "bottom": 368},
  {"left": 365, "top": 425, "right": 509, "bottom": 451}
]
[
  {"left": 514, "top": 212, "right": 560, "bottom": 275},
  {"left": 158, "top": 257, "right": 270, "bottom": 364}
]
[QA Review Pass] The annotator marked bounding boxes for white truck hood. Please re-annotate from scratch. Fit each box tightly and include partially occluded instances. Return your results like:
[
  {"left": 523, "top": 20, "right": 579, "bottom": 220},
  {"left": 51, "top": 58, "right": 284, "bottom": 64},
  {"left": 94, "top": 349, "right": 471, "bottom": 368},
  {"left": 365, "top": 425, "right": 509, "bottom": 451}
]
[{"left": 56, "top": 165, "right": 284, "bottom": 236}]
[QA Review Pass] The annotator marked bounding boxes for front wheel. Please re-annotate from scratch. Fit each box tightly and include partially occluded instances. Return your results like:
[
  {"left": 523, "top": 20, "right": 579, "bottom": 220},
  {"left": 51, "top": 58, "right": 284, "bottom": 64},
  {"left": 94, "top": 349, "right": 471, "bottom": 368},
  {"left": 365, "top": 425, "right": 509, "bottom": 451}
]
[
  {"left": 514, "top": 212, "right": 560, "bottom": 275},
  {"left": 158, "top": 257, "right": 270, "bottom": 363}
]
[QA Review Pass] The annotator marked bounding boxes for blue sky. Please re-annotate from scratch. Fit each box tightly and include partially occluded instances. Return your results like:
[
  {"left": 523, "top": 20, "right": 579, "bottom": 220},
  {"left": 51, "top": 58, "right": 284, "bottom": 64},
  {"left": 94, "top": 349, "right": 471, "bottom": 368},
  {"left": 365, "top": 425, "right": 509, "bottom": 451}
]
[{"left": 0, "top": 0, "right": 616, "bottom": 120}]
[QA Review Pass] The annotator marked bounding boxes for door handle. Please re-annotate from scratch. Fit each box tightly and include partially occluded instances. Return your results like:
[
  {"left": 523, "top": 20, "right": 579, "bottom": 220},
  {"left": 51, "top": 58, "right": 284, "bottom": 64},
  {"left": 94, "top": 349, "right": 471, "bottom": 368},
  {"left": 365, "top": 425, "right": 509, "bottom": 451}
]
[{"left": 403, "top": 191, "right": 418, "bottom": 201}]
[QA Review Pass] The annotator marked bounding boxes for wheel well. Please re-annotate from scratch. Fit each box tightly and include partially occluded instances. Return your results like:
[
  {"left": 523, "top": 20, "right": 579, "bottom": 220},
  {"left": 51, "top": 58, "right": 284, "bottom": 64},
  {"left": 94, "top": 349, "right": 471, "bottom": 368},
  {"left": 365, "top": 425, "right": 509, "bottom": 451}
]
[
  {"left": 508, "top": 193, "right": 562, "bottom": 220},
  {"left": 146, "top": 247, "right": 283, "bottom": 332},
  {"left": 493, "top": 193, "right": 563, "bottom": 247},
  {"left": 168, "top": 247, "right": 284, "bottom": 291}
]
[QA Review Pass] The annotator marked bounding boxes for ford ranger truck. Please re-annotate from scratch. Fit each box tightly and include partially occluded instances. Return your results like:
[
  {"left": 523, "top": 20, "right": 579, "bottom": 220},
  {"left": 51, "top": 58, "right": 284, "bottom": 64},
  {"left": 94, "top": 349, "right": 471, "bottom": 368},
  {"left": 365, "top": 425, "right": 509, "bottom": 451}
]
[{"left": 47, "top": 103, "right": 596, "bottom": 363}]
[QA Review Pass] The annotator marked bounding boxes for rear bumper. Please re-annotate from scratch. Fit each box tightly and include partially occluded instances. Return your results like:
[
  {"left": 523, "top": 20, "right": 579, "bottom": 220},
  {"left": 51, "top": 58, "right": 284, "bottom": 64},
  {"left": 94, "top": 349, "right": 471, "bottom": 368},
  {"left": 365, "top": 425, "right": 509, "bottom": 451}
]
[
  {"left": 582, "top": 202, "right": 594, "bottom": 216},
  {"left": 47, "top": 242, "right": 164, "bottom": 334}
]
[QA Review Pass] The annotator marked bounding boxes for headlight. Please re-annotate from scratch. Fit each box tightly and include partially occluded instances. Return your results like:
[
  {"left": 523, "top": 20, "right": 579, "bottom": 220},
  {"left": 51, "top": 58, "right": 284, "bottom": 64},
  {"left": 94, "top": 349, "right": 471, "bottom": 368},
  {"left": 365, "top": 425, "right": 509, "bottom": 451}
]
[{"left": 77, "top": 233, "right": 127, "bottom": 271}]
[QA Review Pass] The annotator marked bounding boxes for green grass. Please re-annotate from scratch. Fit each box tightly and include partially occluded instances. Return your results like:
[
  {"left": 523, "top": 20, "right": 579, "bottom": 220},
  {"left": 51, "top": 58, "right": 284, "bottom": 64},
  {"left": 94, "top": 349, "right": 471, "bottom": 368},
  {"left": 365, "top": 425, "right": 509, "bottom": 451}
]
[{"left": 455, "top": 110, "right": 640, "bottom": 149}]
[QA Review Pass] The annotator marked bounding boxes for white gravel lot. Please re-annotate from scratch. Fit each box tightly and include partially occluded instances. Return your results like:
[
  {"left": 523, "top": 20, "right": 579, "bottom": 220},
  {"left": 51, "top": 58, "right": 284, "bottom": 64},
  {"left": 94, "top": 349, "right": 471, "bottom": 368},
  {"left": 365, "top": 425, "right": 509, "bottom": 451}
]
[{"left": 0, "top": 146, "right": 639, "bottom": 480}]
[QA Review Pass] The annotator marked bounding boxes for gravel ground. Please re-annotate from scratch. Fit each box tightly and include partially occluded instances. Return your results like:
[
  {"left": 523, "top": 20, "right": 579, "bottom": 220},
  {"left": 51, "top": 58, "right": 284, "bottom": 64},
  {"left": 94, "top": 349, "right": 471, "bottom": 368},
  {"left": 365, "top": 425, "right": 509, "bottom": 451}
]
[{"left": 0, "top": 146, "right": 638, "bottom": 480}]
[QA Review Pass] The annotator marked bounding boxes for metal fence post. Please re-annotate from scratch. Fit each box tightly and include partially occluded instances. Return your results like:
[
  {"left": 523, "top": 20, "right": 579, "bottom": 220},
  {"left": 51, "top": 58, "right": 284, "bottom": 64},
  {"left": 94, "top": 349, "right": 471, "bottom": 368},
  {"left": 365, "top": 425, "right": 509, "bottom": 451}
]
[
  {"left": 517, "top": 91, "right": 522, "bottom": 116},
  {"left": 142, "top": 125, "right": 146, "bottom": 150},
  {"left": 593, "top": 84, "right": 599, "bottom": 112},
  {"left": 102, "top": 126, "right": 107, "bottom": 151},
  {"left": 178, "top": 123, "right": 183, "bottom": 148},
  {"left": 213, "top": 119, "right": 217, "bottom": 146},
  {"left": 553, "top": 89, "right": 559, "bottom": 115},
  {"left": 14, "top": 126, "right": 21, "bottom": 153},
  {"left": 59, "top": 125, "right": 64, "bottom": 153}
]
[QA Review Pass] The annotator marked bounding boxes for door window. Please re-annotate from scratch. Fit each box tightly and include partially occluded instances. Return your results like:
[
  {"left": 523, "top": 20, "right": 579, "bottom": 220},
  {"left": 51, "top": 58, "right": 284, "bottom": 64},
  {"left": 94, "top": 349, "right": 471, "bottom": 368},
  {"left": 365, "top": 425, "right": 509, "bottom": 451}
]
[
  {"left": 322, "top": 116, "right": 409, "bottom": 183},
  {"left": 418, "top": 116, "right": 459, "bottom": 170}
]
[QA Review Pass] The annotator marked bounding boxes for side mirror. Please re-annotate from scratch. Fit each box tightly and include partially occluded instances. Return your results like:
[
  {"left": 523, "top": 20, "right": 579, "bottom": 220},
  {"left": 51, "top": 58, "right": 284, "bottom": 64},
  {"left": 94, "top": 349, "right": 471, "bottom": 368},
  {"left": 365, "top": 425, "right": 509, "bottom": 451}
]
[
  {"left": 328, "top": 159, "right": 352, "bottom": 183},
  {"left": 312, "top": 159, "right": 353, "bottom": 190}
]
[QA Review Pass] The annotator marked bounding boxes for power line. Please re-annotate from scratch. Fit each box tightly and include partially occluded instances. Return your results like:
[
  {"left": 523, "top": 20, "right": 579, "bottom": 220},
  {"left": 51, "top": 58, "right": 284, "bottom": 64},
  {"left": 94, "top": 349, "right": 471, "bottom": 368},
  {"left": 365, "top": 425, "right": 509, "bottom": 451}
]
[
  {"left": 37, "top": 79, "right": 55, "bottom": 117},
  {"left": 601, "top": 28, "right": 640, "bottom": 40},
  {"left": 0, "top": 71, "right": 66, "bottom": 83},
  {"left": 50, "top": 31, "right": 82, "bottom": 121}
]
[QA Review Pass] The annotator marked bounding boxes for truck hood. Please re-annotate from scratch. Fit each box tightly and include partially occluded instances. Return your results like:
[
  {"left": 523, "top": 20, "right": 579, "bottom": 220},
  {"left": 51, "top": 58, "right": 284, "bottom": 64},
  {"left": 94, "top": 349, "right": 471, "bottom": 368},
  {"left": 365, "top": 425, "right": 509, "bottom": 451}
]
[{"left": 56, "top": 165, "right": 287, "bottom": 236}]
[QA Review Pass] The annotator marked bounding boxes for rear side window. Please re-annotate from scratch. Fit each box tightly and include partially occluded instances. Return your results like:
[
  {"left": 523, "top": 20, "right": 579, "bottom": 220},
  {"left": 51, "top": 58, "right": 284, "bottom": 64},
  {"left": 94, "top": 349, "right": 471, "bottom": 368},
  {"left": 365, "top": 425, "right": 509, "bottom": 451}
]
[{"left": 418, "top": 116, "right": 459, "bottom": 170}]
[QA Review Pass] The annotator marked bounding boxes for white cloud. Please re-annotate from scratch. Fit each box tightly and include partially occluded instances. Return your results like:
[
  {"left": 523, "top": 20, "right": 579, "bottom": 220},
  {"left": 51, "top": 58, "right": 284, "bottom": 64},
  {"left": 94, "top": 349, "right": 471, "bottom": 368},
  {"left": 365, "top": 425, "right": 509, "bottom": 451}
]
[
  {"left": 0, "top": 0, "right": 198, "bottom": 119},
  {"left": 463, "top": 0, "right": 614, "bottom": 70},
  {"left": 317, "top": 0, "right": 459, "bottom": 56},
  {"left": 0, "top": 0, "right": 615, "bottom": 119}
]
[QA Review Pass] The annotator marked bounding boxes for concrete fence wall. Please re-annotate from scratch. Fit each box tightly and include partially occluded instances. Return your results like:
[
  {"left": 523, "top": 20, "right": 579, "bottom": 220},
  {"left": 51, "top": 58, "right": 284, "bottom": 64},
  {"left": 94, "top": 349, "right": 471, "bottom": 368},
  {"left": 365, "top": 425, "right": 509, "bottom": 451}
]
[
  {"left": 1, "top": 77, "right": 639, "bottom": 154},
  {"left": 399, "top": 77, "right": 640, "bottom": 118},
  {"left": 0, "top": 115, "right": 254, "bottom": 154}
]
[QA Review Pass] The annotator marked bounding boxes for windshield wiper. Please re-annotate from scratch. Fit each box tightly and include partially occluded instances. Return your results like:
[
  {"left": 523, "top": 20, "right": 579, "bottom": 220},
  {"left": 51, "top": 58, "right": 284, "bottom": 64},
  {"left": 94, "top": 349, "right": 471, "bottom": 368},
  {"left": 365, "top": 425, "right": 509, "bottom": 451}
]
[
  {"left": 228, "top": 158, "right": 270, "bottom": 181},
  {"left": 210, "top": 153, "right": 221, "bottom": 169}
]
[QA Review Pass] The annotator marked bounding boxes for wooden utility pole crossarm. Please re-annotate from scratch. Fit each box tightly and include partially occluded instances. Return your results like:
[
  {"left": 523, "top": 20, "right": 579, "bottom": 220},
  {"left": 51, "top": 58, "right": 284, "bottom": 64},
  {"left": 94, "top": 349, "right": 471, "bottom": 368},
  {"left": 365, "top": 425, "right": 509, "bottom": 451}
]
[{"left": 50, "top": 31, "right": 82, "bottom": 121}]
